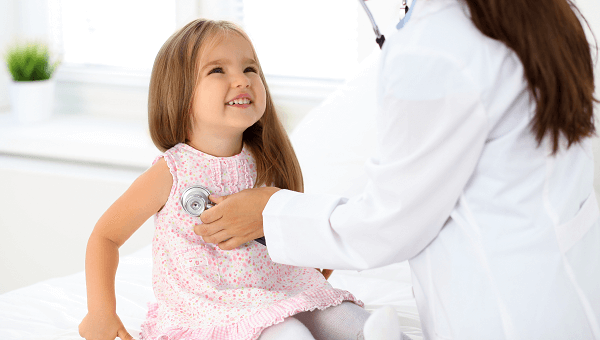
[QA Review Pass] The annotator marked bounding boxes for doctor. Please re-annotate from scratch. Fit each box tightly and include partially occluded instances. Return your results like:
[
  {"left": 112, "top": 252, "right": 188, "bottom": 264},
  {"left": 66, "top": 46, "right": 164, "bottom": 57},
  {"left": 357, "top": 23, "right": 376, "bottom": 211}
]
[{"left": 197, "top": 0, "right": 600, "bottom": 338}]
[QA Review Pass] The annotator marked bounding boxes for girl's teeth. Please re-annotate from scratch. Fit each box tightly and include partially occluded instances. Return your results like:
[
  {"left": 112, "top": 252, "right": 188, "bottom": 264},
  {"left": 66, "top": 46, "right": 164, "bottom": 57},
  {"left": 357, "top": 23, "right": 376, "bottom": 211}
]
[{"left": 228, "top": 98, "right": 251, "bottom": 105}]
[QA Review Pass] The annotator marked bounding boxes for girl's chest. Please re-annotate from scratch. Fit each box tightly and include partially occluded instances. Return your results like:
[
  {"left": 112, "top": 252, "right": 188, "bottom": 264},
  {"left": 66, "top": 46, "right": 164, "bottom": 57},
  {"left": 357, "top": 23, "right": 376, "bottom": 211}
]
[{"left": 177, "top": 157, "right": 256, "bottom": 196}]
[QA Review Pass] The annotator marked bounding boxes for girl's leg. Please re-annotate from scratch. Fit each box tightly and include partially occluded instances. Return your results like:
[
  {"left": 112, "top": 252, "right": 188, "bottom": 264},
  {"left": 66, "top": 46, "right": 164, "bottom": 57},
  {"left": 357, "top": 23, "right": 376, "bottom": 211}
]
[
  {"left": 294, "top": 302, "right": 413, "bottom": 340},
  {"left": 258, "top": 317, "right": 315, "bottom": 340},
  {"left": 294, "top": 301, "right": 370, "bottom": 340}
]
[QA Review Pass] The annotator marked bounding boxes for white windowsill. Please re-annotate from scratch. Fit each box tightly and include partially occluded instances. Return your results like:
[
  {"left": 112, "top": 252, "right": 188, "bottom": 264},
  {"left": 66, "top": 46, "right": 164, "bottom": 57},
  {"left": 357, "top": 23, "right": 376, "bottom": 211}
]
[
  {"left": 0, "top": 112, "right": 159, "bottom": 170},
  {"left": 54, "top": 64, "right": 152, "bottom": 88},
  {"left": 54, "top": 63, "right": 343, "bottom": 102}
]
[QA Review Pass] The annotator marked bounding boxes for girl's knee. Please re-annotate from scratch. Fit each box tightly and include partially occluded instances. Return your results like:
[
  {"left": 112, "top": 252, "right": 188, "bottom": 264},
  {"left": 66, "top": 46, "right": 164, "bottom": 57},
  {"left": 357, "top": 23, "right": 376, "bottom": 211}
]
[{"left": 258, "top": 317, "right": 315, "bottom": 340}]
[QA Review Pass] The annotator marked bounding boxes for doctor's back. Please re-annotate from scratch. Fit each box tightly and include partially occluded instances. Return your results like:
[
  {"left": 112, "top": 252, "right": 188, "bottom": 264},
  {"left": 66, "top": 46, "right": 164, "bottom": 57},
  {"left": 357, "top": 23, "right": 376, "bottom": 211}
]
[{"left": 387, "top": 0, "right": 600, "bottom": 339}]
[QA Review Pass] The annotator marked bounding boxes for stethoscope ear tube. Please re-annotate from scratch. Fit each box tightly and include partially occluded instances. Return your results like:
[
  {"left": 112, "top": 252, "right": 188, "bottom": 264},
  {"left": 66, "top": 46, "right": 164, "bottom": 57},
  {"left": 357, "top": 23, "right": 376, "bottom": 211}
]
[
  {"left": 358, "top": 0, "right": 409, "bottom": 49},
  {"left": 358, "top": 0, "right": 385, "bottom": 49}
]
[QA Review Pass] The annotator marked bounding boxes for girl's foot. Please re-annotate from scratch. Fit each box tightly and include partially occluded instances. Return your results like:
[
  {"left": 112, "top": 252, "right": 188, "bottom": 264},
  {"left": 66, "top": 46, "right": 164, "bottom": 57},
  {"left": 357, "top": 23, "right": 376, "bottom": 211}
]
[{"left": 363, "top": 306, "right": 404, "bottom": 340}]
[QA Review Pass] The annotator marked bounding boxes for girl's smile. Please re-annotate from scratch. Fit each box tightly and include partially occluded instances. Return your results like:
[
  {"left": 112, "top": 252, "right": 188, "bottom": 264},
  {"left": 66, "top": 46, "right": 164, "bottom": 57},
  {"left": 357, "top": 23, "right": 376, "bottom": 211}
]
[{"left": 226, "top": 93, "right": 252, "bottom": 108}]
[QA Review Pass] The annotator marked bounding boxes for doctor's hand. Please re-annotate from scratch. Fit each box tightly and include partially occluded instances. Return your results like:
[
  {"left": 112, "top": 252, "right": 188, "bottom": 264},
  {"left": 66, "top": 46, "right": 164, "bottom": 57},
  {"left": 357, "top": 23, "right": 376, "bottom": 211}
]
[{"left": 195, "top": 187, "right": 281, "bottom": 250}]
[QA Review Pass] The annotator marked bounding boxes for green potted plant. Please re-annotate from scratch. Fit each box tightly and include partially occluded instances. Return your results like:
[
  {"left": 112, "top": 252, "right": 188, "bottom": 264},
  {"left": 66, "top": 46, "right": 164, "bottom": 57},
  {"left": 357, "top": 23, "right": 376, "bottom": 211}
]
[{"left": 4, "top": 42, "right": 60, "bottom": 123}]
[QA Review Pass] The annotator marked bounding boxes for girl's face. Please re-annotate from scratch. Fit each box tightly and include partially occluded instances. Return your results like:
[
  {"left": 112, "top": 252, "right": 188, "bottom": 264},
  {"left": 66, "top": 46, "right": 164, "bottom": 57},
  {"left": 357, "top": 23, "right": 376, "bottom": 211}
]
[{"left": 190, "top": 33, "right": 267, "bottom": 143}]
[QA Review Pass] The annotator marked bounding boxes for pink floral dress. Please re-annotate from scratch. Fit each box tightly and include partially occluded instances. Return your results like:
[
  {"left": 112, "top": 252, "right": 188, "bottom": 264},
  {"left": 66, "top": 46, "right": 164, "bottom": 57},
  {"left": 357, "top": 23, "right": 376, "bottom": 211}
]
[{"left": 140, "top": 143, "right": 362, "bottom": 340}]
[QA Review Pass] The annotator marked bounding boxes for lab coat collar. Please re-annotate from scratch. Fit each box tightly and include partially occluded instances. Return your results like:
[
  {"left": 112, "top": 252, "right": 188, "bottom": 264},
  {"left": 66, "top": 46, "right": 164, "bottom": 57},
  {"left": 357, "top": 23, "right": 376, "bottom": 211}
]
[{"left": 396, "top": 0, "right": 460, "bottom": 30}]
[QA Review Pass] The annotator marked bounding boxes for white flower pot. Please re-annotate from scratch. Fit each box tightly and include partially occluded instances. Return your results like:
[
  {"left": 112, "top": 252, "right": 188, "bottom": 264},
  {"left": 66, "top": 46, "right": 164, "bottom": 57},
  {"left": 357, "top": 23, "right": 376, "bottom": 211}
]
[{"left": 8, "top": 79, "right": 56, "bottom": 124}]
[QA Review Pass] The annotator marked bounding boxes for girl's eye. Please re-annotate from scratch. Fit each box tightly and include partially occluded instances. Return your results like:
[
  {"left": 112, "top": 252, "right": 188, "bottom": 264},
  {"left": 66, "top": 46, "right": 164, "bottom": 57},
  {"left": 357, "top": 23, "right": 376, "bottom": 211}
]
[
  {"left": 208, "top": 67, "right": 223, "bottom": 75},
  {"left": 244, "top": 67, "right": 257, "bottom": 73}
]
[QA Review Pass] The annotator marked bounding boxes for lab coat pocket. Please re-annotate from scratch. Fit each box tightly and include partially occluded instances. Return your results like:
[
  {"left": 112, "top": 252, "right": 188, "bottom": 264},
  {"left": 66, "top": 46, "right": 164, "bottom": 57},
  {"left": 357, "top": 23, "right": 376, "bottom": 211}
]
[
  {"left": 555, "top": 191, "right": 599, "bottom": 254},
  {"left": 555, "top": 192, "right": 600, "bottom": 337},
  {"left": 176, "top": 246, "right": 221, "bottom": 288}
]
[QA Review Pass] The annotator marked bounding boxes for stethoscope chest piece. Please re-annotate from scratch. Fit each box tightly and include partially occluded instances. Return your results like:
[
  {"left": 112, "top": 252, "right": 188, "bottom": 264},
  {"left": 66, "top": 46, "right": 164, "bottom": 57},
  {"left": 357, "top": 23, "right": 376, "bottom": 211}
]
[
  {"left": 180, "top": 184, "right": 267, "bottom": 246},
  {"left": 181, "top": 185, "right": 214, "bottom": 216}
]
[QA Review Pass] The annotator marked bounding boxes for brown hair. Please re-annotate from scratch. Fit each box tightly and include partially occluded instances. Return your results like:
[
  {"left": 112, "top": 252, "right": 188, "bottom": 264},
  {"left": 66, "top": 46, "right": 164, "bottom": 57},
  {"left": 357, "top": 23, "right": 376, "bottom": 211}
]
[
  {"left": 148, "top": 19, "right": 303, "bottom": 192},
  {"left": 462, "top": 0, "right": 597, "bottom": 154}
]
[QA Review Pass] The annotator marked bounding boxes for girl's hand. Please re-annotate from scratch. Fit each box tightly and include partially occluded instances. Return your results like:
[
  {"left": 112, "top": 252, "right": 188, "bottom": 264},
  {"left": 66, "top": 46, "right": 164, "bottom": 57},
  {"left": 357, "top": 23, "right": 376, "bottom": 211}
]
[{"left": 79, "top": 312, "right": 135, "bottom": 340}]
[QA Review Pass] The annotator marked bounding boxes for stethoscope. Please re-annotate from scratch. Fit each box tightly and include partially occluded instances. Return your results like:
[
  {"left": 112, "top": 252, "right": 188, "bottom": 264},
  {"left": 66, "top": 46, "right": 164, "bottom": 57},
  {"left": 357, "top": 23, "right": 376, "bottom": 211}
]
[
  {"left": 181, "top": 185, "right": 267, "bottom": 246},
  {"left": 358, "top": 0, "right": 410, "bottom": 49}
]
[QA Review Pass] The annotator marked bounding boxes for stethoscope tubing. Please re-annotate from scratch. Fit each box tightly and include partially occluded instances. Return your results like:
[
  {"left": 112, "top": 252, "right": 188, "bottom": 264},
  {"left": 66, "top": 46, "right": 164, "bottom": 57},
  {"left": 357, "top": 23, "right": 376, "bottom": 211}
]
[
  {"left": 358, "top": 0, "right": 384, "bottom": 41},
  {"left": 358, "top": 0, "right": 410, "bottom": 49}
]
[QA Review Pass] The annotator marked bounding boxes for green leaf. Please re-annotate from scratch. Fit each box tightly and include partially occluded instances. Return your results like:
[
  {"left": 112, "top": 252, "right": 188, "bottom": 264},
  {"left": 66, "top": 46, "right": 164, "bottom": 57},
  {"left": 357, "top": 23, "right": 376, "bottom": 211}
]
[{"left": 4, "top": 42, "right": 60, "bottom": 81}]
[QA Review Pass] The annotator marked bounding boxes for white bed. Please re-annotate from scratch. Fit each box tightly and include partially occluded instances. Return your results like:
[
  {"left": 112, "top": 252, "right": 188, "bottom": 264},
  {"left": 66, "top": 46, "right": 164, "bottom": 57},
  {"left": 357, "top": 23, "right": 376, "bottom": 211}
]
[
  {"left": 0, "top": 51, "right": 423, "bottom": 339},
  {"left": 0, "top": 245, "right": 422, "bottom": 339}
]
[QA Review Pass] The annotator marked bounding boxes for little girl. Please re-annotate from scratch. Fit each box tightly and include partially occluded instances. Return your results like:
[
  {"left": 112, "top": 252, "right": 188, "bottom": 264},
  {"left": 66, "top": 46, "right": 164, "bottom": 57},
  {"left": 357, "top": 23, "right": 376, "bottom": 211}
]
[{"left": 78, "top": 19, "right": 407, "bottom": 340}]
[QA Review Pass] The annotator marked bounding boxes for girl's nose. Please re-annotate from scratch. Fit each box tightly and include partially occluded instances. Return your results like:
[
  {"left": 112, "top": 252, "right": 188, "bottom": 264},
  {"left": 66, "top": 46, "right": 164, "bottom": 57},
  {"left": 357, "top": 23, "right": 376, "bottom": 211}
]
[{"left": 233, "top": 73, "right": 251, "bottom": 88}]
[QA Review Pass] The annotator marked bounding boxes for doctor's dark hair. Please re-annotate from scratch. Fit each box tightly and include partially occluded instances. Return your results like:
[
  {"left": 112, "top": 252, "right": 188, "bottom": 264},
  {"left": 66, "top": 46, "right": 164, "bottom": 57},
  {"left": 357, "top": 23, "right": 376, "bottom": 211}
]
[
  {"left": 463, "top": 0, "right": 597, "bottom": 154},
  {"left": 148, "top": 19, "right": 303, "bottom": 192}
]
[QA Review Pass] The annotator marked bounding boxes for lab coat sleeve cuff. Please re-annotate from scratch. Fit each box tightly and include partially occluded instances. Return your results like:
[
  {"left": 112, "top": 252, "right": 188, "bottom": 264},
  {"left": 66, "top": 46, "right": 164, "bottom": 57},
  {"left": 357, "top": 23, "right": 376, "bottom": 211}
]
[
  {"left": 263, "top": 189, "right": 347, "bottom": 267},
  {"left": 262, "top": 189, "right": 299, "bottom": 263}
]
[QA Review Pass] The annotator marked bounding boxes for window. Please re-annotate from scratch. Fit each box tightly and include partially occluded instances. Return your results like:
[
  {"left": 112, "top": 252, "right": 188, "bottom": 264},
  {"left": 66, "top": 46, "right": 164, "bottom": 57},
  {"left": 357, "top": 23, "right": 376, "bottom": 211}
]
[
  {"left": 54, "top": 0, "right": 403, "bottom": 79},
  {"left": 242, "top": 0, "right": 360, "bottom": 80},
  {"left": 48, "top": 0, "right": 405, "bottom": 122},
  {"left": 241, "top": 0, "right": 404, "bottom": 80},
  {"left": 58, "top": 0, "right": 176, "bottom": 70}
]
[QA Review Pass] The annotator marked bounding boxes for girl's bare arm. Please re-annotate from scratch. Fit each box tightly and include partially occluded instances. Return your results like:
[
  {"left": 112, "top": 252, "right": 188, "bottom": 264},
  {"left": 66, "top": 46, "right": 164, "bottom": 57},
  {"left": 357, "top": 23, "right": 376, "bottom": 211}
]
[{"left": 79, "top": 158, "right": 172, "bottom": 340}]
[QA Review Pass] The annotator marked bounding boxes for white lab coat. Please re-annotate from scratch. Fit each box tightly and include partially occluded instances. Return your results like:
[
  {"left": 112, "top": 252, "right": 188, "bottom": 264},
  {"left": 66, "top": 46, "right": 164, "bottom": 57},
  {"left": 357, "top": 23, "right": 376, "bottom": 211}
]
[{"left": 263, "top": 0, "right": 600, "bottom": 338}]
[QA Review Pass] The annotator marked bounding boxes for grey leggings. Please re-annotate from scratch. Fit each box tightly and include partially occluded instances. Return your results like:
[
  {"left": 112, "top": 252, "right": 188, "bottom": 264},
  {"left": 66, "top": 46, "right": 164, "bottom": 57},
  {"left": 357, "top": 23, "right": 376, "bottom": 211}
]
[{"left": 258, "top": 301, "right": 370, "bottom": 340}]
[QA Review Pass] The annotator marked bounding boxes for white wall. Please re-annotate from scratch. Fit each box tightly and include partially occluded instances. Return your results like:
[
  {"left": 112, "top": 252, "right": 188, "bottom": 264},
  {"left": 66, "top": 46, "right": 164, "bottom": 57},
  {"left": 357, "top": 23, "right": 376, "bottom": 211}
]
[
  {"left": 578, "top": 0, "right": 600, "bottom": 47},
  {"left": 0, "top": 156, "right": 155, "bottom": 294}
]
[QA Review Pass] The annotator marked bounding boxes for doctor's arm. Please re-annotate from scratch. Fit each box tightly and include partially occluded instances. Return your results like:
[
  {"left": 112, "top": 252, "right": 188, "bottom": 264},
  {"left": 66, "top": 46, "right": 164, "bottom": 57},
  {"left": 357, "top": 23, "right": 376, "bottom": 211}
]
[{"left": 199, "top": 50, "right": 488, "bottom": 269}]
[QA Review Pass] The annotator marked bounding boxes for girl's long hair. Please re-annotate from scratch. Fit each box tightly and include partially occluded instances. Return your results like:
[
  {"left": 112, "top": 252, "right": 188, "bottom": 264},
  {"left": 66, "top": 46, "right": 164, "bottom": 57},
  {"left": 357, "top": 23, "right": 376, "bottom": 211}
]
[
  {"left": 462, "top": 0, "right": 597, "bottom": 154},
  {"left": 148, "top": 19, "right": 303, "bottom": 192}
]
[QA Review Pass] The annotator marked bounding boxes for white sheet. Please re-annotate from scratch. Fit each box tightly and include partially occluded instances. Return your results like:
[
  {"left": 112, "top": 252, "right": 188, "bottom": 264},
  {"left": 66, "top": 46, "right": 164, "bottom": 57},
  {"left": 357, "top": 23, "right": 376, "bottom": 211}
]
[
  {"left": 0, "top": 245, "right": 153, "bottom": 339},
  {"left": 0, "top": 244, "right": 422, "bottom": 339}
]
